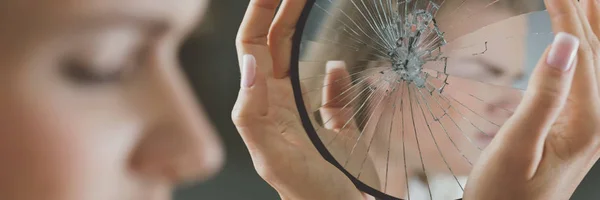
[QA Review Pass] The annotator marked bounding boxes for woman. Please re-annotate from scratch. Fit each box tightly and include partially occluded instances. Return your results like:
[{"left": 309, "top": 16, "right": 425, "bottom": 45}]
[
  {"left": 0, "top": 0, "right": 593, "bottom": 200},
  {"left": 234, "top": 0, "right": 600, "bottom": 199},
  {"left": 0, "top": 0, "right": 223, "bottom": 199}
]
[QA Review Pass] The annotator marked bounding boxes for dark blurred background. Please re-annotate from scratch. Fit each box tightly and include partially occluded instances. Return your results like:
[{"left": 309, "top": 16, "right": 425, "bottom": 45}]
[
  {"left": 173, "top": 0, "right": 600, "bottom": 199},
  {"left": 174, "top": 0, "right": 279, "bottom": 199}
]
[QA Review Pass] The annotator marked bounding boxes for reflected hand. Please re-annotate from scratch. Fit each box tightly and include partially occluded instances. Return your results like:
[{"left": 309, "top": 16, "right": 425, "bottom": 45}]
[
  {"left": 232, "top": 0, "right": 376, "bottom": 199},
  {"left": 465, "top": 0, "right": 600, "bottom": 199}
]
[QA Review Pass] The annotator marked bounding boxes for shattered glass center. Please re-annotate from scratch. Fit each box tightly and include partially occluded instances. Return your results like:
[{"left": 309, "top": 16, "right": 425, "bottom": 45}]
[{"left": 389, "top": 1, "right": 446, "bottom": 88}]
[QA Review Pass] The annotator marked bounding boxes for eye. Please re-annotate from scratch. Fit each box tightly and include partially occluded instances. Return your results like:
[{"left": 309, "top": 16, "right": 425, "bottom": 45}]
[
  {"left": 62, "top": 58, "right": 127, "bottom": 85},
  {"left": 61, "top": 43, "right": 149, "bottom": 86},
  {"left": 61, "top": 27, "right": 150, "bottom": 86},
  {"left": 456, "top": 58, "right": 507, "bottom": 79},
  {"left": 479, "top": 62, "right": 505, "bottom": 78}
]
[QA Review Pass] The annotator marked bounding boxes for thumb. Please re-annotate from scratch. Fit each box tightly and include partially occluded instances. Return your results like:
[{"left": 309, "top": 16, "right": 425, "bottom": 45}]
[
  {"left": 500, "top": 32, "right": 579, "bottom": 146},
  {"left": 320, "top": 61, "right": 359, "bottom": 132},
  {"left": 232, "top": 54, "right": 271, "bottom": 150}
]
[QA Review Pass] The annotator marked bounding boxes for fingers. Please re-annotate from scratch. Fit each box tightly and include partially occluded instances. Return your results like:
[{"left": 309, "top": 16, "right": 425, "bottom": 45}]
[
  {"left": 499, "top": 33, "right": 579, "bottom": 152},
  {"left": 581, "top": 0, "right": 600, "bottom": 88},
  {"left": 237, "top": 0, "right": 280, "bottom": 46},
  {"left": 581, "top": 0, "right": 600, "bottom": 37},
  {"left": 236, "top": 0, "right": 280, "bottom": 75},
  {"left": 232, "top": 55, "right": 272, "bottom": 149},
  {"left": 237, "top": 0, "right": 308, "bottom": 79},
  {"left": 269, "top": 0, "right": 307, "bottom": 79},
  {"left": 320, "top": 61, "right": 359, "bottom": 132},
  {"left": 546, "top": 0, "right": 585, "bottom": 36},
  {"left": 545, "top": 0, "right": 599, "bottom": 99}
]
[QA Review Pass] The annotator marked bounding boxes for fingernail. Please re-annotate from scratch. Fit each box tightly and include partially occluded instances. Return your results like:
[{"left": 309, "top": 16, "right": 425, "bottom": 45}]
[
  {"left": 547, "top": 32, "right": 580, "bottom": 71},
  {"left": 242, "top": 54, "right": 256, "bottom": 88},
  {"left": 326, "top": 61, "right": 346, "bottom": 71}
]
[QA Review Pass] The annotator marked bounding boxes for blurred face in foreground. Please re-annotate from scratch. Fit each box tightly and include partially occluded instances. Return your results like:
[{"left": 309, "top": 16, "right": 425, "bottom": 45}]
[{"left": 0, "top": 0, "right": 223, "bottom": 200}]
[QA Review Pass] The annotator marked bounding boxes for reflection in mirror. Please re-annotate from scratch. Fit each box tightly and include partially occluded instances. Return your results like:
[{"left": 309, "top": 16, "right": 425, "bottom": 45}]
[{"left": 294, "top": 0, "right": 552, "bottom": 199}]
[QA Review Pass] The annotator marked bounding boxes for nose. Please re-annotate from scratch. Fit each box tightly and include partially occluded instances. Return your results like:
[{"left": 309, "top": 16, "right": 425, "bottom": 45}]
[{"left": 129, "top": 54, "right": 224, "bottom": 184}]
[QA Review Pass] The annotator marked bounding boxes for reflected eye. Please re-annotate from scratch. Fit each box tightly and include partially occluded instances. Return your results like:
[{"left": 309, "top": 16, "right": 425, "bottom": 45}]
[
  {"left": 454, "top": 58, "right": 508, "bottom": 81},
  {"left": 476, "top": 59, "right": 506, "bottom": 78},
  {"left": 62, "top": 59, "right": 127, "bottom": 85}
]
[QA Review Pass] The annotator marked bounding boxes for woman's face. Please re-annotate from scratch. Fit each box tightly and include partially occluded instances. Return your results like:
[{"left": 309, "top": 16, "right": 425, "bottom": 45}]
[
  {"left": 0, "top": 0, "right": 223, "bottom": 200},
  {"left": 403, "top": 5, "right": 528, "bottom": 174},
  {"left": 345, "top": 3, "right": 532, "bottom": 199}
]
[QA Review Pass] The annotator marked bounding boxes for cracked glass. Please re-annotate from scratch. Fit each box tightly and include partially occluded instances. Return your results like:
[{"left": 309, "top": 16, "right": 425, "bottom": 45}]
[{"left": 293, "top": 0, "right": 552, "bottom": 199}]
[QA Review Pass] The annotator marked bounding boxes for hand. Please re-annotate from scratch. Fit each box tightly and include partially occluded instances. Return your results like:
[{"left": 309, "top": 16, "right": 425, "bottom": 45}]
[
  {"left": 464, "top": 0, "right": 600, "bottom": 199},
  {"left": 232, "top": 0, "right": 378, "bottom": 199}
]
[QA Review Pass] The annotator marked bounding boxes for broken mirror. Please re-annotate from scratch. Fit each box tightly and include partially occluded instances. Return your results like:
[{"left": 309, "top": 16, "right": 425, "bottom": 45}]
[{"left": 290, "top": 0, "right": 552, "bottom": 199}]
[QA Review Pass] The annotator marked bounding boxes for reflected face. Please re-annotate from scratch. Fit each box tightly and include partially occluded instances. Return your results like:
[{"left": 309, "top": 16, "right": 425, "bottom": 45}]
[
  {"left": 388, "top": 6, "right": 529, "bottom": 199},
  {"left": 0, "top": 0, "right": 223, "bottom": 200},
  {"left": 412, "top": 8, "right": 528, "bottom": 158},
  {"left": 298, "top": 0, "right": 540, "bottom": 199},
  {"left": 358, "top": 4, "right": 530, "bottom": 199},
  {"left": 443, "top": 9, "right": 527, "bottom": 142}
]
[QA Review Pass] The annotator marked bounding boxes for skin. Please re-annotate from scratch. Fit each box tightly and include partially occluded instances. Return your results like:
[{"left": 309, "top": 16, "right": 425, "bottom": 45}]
[
  {"left": 0, "top": 0, "right": 223, "bottom": 200},
  {"left": 234, "top": 0, "right": 600, "bottom": 200}
]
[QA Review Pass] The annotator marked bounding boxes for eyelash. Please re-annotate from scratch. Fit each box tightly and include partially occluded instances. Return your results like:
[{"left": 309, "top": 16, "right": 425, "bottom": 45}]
[
  {"left": 62, "top": 59, "right": 127, "bottom": 86},
  {"left": 61, "top": 44, "right": 151, "bottom": 86}
]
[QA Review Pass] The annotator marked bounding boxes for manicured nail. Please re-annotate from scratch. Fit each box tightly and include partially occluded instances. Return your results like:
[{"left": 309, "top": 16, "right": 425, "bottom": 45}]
[
  {"left": 242, "top": 54, "right": 256, "bottom": 88},
  {"left": 547, "top": 32, "right": 580, "bottom": 71}
]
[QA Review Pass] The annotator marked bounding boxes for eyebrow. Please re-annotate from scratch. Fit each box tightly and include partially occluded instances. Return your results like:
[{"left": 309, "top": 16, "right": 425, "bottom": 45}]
[{"left": 74, "top": 12, "right": 172, "bottom": 37}]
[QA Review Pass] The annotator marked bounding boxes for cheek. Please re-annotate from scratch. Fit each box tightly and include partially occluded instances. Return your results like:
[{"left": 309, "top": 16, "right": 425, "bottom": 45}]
[
  {"left": 0, "top": 75, "right": 141, "bottom": 200},
  {"left": 0, "top": 98, "right": 90, "bottom": 199}
]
